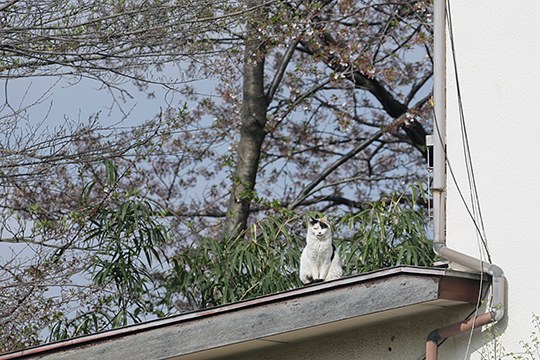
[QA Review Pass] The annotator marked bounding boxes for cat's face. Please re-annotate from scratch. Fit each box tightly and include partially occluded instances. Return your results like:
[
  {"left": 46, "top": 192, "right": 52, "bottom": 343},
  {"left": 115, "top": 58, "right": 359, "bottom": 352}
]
[{"left": 308, "top": 217, "right": 331, "bottom": 239}]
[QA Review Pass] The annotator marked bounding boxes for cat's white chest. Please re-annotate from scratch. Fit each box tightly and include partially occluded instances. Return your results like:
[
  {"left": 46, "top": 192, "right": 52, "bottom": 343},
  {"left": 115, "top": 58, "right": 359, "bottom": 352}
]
[{"left": 305, "top": 239, "right": 332, "bottom": 262}]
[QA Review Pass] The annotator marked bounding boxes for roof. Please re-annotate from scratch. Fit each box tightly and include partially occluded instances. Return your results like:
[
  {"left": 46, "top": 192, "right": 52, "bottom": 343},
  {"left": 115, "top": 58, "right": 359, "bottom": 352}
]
[{"left": 1, "top": 266, "right": 483, "bottom": 360}]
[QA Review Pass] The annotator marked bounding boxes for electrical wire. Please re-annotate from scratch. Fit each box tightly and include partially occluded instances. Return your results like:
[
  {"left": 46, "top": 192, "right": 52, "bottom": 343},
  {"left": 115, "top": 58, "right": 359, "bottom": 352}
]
[
  {"left": 445, "top": 1, "right": 493, "bottom": 359},
  {"left": 432, "top": 111, "right": 488, "bottom": 263},
  {"left": 445, "top": 0, "right": 491, "bottom": 264}
]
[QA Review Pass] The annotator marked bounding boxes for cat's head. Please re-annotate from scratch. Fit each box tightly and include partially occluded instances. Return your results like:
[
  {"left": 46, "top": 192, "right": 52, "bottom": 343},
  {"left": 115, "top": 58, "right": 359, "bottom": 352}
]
[{"left": 308, "top": 215, "right": 332, "bottom": 239}]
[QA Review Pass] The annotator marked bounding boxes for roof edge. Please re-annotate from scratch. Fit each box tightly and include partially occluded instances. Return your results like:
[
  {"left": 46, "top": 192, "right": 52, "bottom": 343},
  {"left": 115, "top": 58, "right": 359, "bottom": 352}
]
[{"left": 0, "top": 266, "right": 482, "bottom": 360}]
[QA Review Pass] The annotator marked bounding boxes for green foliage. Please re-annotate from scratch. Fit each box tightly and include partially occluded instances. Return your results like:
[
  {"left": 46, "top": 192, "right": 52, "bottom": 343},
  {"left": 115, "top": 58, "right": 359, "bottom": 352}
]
[
  {"left": 337, "top": 184, "right": 436, "bottom": 273},
  {"left": 85, "top": 161, "right": 168, "bottom": 304},
  {"left": 49, "top": 312, "right": 101, "bottom": 342},
  {"left": 165, "top": 215, "right": 303, "bottom": 309},
  {"left": 49, "top": 161, "right": 170, "bottom": 341},
  {"left": 85, "top": 198, "right": 167, "bottom": 300}
]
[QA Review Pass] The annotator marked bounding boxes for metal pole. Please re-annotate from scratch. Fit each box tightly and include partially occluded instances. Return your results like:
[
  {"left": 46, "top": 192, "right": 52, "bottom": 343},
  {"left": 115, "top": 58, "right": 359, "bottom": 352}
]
[{"left": 432, "top": 0, "right": 447, "bottom": 247}]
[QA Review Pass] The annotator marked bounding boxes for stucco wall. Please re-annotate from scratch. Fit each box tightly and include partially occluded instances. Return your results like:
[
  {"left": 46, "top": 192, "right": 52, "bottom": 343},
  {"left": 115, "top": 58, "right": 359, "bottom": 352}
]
[
  {"left": 232, "top": 306, "right": 474, "bottom": 360},
  {"left": 445, "top": 1, "right": 540, "bottom": 358}
]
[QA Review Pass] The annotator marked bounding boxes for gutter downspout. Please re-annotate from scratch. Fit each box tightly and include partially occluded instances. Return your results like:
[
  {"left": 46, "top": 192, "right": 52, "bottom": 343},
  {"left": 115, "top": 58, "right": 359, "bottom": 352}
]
[{"left": 426, "top": 1, "right": 505, "bottom": 359}]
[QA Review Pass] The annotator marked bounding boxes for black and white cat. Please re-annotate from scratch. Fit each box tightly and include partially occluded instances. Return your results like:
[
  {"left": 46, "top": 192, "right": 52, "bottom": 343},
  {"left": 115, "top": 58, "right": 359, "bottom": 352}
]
[{"left": 299, "top": 216, "right": 343, "bottom": 285}]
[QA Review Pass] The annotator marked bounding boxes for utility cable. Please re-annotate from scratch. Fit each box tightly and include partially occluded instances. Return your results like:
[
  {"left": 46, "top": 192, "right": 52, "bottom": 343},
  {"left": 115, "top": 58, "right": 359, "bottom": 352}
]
[
  {"left": 446, "top": 0, "right": 491, "bottom": 263},
  {"left": 445, "top": 1, "right": 494, "bottom": 359},
  {"left": 431, "top": 110, "right": 489, "bottom": 268}
]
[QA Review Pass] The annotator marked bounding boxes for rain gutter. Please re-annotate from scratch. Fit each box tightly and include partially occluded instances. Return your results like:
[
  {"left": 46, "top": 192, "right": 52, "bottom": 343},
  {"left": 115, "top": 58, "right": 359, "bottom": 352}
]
[{"left": 426, "top": 1, "right": 506, "bottom": 359}]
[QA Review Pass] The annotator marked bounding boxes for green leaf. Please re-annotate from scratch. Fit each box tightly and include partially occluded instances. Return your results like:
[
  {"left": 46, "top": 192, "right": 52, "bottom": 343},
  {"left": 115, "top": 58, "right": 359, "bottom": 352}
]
[{"left": 104, "top": 159, "right": 118, "bottom": 187}]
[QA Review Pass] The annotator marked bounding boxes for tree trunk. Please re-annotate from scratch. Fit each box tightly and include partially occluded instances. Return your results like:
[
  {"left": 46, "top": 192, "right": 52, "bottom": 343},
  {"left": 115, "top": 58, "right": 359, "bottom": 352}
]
[{"left": 223, "top": 18, "right": 268, "bottom": 238}]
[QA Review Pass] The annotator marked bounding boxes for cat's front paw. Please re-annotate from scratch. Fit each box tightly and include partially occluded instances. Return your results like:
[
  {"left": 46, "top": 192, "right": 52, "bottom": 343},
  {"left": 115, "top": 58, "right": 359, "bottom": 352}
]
[
  {"left": 301, "top": 274, "right": 314, "bottom": 285},
  {"left": 303, "top": 277, "right": 324, "bottom": 286}
]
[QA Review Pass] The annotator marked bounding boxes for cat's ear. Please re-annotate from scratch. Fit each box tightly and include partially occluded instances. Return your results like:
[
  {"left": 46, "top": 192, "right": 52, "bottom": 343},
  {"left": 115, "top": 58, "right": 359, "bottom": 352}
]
[
  {"left": 308, "top": 217, "right": 317, "bottom": 226},
  {"left": 319, "top": 215, "right": 330, "bottom": 229}
]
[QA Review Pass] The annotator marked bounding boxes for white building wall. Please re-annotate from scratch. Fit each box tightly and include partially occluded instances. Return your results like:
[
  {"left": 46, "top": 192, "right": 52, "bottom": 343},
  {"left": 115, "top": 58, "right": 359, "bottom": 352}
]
[{"left": 445, "top": 1, "right": 540, "bottom": 358}]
